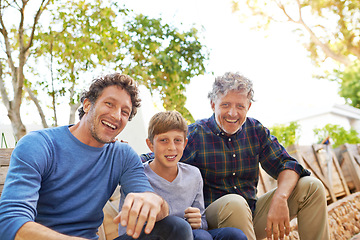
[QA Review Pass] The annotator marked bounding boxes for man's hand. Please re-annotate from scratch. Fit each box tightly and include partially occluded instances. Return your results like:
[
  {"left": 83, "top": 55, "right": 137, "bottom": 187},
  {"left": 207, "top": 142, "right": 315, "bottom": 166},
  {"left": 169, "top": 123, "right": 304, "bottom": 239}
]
[
  {"left": 184, "top": 207, "right": 202, "bottom": 229},
  {"left": 113, "top": 192, "right": 169, "bottom": 239},
  {"left": 265, "top": 170, "right": 299, "bottom": 240},
  {"left": 265, "top": 193, "right": 291, "bottom": 240}
]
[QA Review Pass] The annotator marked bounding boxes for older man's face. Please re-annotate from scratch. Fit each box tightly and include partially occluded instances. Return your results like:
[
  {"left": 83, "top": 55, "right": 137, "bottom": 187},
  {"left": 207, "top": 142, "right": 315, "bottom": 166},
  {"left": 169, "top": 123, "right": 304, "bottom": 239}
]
[{"left": 211, "top": 90, "right": 251, "bottom": 136}]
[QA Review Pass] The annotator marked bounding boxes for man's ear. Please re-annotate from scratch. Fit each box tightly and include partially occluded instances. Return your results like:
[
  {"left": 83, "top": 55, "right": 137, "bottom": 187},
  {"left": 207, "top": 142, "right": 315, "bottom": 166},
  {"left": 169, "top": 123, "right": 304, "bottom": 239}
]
[
  {"left": 183, "top": 138, "right": 188, "bottom": 148},
  {"left": 146, "top": 138, "right": 154, "bottom": 152},
  {"left": 247, "top": 101, "right": 252, "bottom": 110},
  {"left": 83, "top": 98, "right": 92, "bottom": 113},
  {"left": 211, "top": 100, "right": 215, "bottom": 112}
]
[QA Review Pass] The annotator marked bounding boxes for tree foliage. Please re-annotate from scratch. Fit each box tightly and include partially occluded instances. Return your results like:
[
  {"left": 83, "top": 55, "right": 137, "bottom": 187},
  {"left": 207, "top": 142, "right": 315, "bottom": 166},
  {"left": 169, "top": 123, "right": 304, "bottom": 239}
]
[
  {"left": 232, "top": 0, "right": 360, "bottom": 108},
  {"left": 335, "top": 60, "right": 360, "bottom": 109},
  {"left": 119, "top": 14, "right": 207, "bottom": 122},
  {"left": 313, "top": 124, "right": 360, "bottom": 148},
  {"left": 33, "top": 0, "right": 128, "bottom": 126},
  {"left": 269, "top": 121, "right": 300, "bottom": 148},
  {"left": 33, "top": 0, "right": 207, "bottom": 125},
  {"left": 0, "top": 0, "right": 208, "bottom": 139},
  {"left": 0, "top": 0, "right": 52, "bottom": 141}
]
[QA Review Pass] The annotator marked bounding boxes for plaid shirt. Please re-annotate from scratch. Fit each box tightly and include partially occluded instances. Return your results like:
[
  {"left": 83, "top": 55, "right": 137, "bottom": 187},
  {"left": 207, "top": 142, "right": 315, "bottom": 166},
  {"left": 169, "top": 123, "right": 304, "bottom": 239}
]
[{"left": 181, "top": 115, "right": 310, "bottom": 212}]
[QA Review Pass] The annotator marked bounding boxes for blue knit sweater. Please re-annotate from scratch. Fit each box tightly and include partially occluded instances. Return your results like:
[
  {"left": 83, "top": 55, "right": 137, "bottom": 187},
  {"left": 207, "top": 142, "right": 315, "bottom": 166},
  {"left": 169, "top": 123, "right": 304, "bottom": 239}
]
[{"left": 0, "top": 125, "right": 152, "bottom": 240}]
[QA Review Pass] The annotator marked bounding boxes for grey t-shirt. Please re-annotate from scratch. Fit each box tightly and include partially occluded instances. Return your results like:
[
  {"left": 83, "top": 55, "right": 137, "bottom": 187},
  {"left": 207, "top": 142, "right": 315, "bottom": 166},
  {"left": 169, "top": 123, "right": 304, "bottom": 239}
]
[{"left": 118, "top": 161, "right": 208, "bottom": 236}]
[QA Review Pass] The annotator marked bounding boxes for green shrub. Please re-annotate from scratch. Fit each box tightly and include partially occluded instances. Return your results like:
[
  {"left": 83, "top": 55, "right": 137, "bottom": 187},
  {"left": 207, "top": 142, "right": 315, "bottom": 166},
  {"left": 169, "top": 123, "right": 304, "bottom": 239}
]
[
  {"left": 269, "top": 121, "right": 300, "bottom": 148},
  {"left": 313, "top": 124, "right": 360, "bottom": 148}
]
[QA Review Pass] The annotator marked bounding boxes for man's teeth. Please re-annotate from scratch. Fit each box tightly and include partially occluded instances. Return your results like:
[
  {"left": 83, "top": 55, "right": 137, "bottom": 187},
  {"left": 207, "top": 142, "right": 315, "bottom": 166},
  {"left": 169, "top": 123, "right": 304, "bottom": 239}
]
[
  {"left": 226, "top": 119, "right": 238, "bottom": 123},
  {"left": 102, "top": 121, "right": 116, "bottom": 129}
]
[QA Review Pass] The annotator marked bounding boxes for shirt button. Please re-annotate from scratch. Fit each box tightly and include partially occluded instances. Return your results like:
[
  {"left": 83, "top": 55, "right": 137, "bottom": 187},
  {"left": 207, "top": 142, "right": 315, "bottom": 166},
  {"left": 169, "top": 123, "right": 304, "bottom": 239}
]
[
  {"left": 217, "top": 133, "right": 219, "bottom": 136},
  {"left": 228, "top": 138, "right": 231, "bottom": 142},
  {"left": 234, "top": 186, "right": 237, "bottom": 189},
  {"left": 233, "top": 173, "right": 235, "bottom": 176},
  {"left": 221, "top": 133, "right": 224, "bottom": 135},
  {"left": 233, "top": 154, "right": 236, "bottom": 157}
]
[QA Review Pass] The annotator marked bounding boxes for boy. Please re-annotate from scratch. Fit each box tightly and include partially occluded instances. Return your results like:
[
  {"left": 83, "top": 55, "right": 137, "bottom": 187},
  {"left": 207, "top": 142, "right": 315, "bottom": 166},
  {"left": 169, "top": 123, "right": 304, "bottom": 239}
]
[{"left": 119, "top": 111, "right": 247, "bottom": 240}]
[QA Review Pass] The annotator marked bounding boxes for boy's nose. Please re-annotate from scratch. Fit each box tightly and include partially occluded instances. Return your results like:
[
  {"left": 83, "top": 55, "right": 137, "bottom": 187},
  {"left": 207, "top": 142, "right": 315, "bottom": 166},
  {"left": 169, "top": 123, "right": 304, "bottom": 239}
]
[{"left": 167, "top": 142, "right": 176, "bottom": 150}]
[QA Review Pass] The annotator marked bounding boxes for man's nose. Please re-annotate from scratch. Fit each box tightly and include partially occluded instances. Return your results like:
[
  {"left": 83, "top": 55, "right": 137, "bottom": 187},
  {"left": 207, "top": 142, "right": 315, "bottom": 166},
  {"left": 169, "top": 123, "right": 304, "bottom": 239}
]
[
  {"left": 228, "top": 107, "right": 236, "bottom": 116},
  {"left": 111, "top": 108, "right": 122, "bottom": 120}
]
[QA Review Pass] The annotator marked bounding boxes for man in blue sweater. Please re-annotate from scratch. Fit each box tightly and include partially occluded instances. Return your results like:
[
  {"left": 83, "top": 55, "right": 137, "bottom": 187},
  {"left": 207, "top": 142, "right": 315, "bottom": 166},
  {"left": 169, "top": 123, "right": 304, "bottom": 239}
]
[{"left": 0, "top": 73, "right": 191, "bottom": 240}]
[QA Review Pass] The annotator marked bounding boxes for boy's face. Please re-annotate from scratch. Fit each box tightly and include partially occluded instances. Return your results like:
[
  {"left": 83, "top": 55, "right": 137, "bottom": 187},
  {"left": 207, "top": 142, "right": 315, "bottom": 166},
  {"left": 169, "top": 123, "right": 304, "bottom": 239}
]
[{"left": 146, "top": 130, "right": 188, "bottom": 170}]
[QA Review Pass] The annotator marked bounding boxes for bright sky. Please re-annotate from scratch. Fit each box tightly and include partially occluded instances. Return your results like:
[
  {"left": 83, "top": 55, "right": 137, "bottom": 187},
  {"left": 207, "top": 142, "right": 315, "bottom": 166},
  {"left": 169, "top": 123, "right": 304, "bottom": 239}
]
[
  {"left": 123, "top": 0, "right": 344, "bottom": 127},
  {"left": 0, "top": 0, "right": 344, "bottom": 129}
]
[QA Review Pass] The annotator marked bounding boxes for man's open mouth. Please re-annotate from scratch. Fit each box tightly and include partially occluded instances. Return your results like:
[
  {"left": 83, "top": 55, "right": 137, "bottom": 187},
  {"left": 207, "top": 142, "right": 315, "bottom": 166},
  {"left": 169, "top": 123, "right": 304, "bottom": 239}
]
[
  {"left": 102, "top": 120, "right": 117, "bottom": 130},
  {"left": 225, "top": 118, "right": 238, "bottom": 123}
]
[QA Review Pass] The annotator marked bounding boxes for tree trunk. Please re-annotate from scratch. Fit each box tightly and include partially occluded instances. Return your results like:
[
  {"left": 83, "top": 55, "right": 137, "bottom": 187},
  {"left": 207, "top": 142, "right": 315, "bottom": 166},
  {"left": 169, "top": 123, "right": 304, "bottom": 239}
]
[
  {"left": 69, "top": 102, "right": 81, "bottom": 124},
  {"left": 7, "top": 109, "right": 27, "bottom": 142}
]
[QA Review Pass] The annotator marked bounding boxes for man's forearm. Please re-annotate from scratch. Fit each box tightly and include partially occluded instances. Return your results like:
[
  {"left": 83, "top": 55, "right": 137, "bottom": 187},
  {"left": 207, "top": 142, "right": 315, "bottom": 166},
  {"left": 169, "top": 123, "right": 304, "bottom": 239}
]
[
  {"left": 15, "top": 222, "right": 86, "bottom": 240},
  {"left": 275, "top": 169, "right": 300, "bottom": 199}
]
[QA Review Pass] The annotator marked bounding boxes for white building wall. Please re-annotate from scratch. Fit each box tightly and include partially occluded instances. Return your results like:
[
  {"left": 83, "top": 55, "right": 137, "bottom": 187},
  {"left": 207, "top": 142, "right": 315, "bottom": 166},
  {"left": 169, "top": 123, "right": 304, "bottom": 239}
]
[{"left": 297, "top": 113, "right": 353, "bottom": 145}]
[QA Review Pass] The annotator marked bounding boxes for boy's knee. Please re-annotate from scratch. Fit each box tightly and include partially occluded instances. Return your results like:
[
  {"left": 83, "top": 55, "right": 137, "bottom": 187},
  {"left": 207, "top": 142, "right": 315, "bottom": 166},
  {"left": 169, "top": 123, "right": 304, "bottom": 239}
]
[
  {"left": 192, "top": 229, "right": 212, "bottom": 240},
  {"left": 156, "top": 215, "right": 193, "bottom": 239}
]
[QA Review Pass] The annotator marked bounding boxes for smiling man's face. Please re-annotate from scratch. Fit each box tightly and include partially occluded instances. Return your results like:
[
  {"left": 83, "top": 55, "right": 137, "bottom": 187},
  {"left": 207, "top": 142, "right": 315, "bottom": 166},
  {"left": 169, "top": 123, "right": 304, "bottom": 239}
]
[
  {"left": 84, "top": 85, "right": 132, "bottom": 146},
  {"left": 211, "top": 90, "right": 251, "bottom": 136}
]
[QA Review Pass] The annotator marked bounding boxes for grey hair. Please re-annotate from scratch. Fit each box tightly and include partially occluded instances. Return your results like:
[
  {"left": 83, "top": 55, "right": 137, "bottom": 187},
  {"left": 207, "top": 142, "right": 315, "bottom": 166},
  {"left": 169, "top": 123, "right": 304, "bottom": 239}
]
[{"left": 207, "top": 72, "right": 254, "bottom": 102}]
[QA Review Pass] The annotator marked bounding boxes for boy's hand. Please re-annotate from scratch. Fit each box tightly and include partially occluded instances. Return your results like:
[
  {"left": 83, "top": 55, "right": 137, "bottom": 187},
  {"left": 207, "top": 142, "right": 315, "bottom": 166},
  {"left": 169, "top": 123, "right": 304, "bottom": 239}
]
[
  {"left": 113, "top": 192, "right": 168, "bottom": 239},
  {"left": 184, "top": 207, "right": 202, "bottom": 229}
]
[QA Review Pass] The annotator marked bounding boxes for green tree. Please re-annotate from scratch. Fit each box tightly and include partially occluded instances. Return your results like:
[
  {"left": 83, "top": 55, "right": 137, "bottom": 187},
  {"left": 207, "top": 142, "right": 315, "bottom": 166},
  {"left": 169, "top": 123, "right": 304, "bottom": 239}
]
[
  {"left": 269, "top": 121, "right": 300, "bottom": 148},
  {"left": 1, "top": 0, "right": 208, "bottom": 140},
  {"left": 0, "top": 0, "right": 52, "bottom": 141},
  {"left": 120, "top": 14, "right": 208, "bottom": 122},
  {"left": 334, "top": 60, "right": 360, "bottom": 109},
  {"left": 231, "top": 0, "right": 360, "bottom": 107},
  {"left": 32, "top": 0, "right": 128, "bottom": 126},
  {"left": 313, "top": 124, "right": 360, "bottom": 148},
  {"left": 33, "top": 1, "right": 208, "bottom": 126}
]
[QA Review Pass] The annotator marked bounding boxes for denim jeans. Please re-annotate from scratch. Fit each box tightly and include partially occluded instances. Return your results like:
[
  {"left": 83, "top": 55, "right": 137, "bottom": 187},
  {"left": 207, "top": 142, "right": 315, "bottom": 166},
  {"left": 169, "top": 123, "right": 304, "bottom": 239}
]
[
  {"left": 193, "top": 227, "right": 247, "bottom": 240},
  {"left": 114, "top": 215, "right": 193, "bottom": 240}
]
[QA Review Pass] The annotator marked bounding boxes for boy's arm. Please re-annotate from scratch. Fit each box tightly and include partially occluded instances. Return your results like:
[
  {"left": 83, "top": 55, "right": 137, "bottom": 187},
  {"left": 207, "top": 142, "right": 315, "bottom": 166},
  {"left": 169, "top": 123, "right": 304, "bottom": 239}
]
[
  {"left": 15, "top": 222, "right": 86, "bottom": 240},
  {"left": 189, "top": 168, "right": 208, "bottom": 230},
  {"left": 184, "top": 207, "right": 202, "bottom": 229}
]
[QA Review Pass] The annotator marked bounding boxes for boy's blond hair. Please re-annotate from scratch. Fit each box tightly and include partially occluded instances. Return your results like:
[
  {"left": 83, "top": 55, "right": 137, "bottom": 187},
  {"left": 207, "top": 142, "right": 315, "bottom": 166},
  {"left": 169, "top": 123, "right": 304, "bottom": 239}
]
[{"left": 148, "top": 111, "right": 188, "bottom": 143}]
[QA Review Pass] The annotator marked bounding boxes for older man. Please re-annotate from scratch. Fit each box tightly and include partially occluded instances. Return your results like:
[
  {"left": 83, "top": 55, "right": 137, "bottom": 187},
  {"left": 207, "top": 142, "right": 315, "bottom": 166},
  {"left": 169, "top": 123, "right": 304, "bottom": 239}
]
[{"left": 181, "top": 72, "right": 329, "bottom": 240}]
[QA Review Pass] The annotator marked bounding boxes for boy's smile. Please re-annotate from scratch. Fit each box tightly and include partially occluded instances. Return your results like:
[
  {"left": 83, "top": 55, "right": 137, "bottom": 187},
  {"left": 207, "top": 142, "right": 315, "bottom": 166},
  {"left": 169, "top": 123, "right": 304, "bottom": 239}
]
[{"left": 146, "top": 130, "right": 188, "bottom": 181}]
